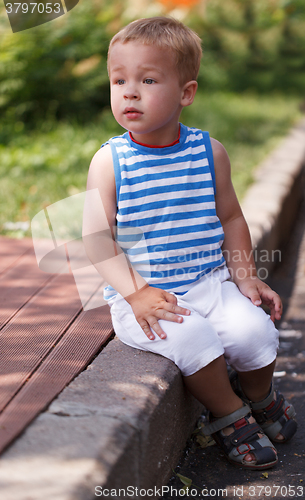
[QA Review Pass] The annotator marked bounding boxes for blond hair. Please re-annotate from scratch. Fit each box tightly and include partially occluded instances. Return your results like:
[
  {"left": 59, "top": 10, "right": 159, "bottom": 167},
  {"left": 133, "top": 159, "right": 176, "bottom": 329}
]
[{"left": 108, "top": 17, "right": 202, "bottom": 84}]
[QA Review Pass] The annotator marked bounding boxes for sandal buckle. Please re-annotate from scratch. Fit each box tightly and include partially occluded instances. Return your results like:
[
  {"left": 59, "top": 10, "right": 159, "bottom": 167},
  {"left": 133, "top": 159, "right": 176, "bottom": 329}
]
[
  {"left": 284, "top": 404, "right": 296, "bottom": 420},
  {"left": 237, "top": 443, "right": 251, "bottom": 455}
]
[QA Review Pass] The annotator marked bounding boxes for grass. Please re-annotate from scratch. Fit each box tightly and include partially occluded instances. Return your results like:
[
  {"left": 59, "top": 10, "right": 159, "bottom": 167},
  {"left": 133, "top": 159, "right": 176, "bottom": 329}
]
[
  {"left": 182, "top": 91, "right": 303, "bottom": 197},
  {"left": 0, "top": 91, "right": 302, "bottom": 238}
]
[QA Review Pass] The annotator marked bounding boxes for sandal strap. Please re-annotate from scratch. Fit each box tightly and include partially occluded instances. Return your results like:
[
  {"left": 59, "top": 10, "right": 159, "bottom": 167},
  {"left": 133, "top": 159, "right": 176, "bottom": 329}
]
[
  {"left": 230, "top": 370, "right": 297, "bottom": 443},
  {"left": 227, "top": 421, "right": 262, "bottom": 447},
  {"left": 202, "top": 404, "right": 251, "bottom": 436},
  {"left": 254, "top": 391, "right": 296, "bottom": 425},
  {"left": 230, "top": 370, "right": 274, "bottom": 410},
  {"left": 250, "top": 384, "right": 274, "bottom": 411}
]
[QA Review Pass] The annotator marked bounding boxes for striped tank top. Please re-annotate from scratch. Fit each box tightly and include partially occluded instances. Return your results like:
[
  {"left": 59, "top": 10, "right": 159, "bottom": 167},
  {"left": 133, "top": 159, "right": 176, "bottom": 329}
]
[{"left": 104, "top": 123, "right": 228, "bottom": 300}]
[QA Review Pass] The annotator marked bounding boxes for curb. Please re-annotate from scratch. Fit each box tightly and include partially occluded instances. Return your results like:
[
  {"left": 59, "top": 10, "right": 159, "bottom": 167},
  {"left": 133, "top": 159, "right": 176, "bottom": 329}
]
[
  {"left": 241, "top": 117, "right": 305, "bottom": 274},
  {"left": 0, "top": 337, "right": 202, "bottom": 500},
  {"left": 1, "top": 119, "right": 305, "bottom": 500}
]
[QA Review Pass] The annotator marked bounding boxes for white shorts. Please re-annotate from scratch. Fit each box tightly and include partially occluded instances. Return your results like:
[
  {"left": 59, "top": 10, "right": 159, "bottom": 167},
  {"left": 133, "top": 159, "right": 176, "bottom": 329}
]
[{"left": 109, "top": 275, "right": 279, "bottom": 377}]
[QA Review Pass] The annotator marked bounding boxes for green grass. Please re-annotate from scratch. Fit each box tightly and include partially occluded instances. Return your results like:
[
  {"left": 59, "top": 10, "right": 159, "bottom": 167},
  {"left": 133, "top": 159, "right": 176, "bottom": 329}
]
[
  {"left": 0, "top": 91, "right": 302, "bottom": 237},
  {"left": 182, "top": 91, "right": 303, "bottom": 198}
]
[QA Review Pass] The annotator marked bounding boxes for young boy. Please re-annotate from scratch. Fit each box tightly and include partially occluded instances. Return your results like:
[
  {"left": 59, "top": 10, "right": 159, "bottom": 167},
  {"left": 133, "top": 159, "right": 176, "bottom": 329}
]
[{"left": 83, "top": 16, "right": 297, "bottom": 470}]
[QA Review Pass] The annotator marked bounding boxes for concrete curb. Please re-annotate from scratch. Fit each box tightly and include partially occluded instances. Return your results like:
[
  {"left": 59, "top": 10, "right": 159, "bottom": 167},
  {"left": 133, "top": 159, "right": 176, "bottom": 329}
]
[
  {"left": 1, "top": 119, "right": 305, "bottom": 500},
  {"left": 0, "top": 338, "right": 202, "bottom": 500},
  {"left": 241, "top": 117, "right": 305, "bottom": 274}
]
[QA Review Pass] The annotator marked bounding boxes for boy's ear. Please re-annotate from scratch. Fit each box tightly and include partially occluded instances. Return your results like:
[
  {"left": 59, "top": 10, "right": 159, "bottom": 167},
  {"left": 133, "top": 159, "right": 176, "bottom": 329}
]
[{"left": 181, "top": 80, "right": 198, "bottom": 107}]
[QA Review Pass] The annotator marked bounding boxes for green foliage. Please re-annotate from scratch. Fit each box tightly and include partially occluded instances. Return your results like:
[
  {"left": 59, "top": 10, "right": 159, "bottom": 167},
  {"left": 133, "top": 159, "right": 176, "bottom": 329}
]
[
  {"left": 0, "top": 1, "right": 123, "bottom": 130},
  {"left": 0, "top": 0, "right": 303, "bottom": 238},
  {"left": 0, "top": 0, "right": 304, "bottom": 131},
  {"left": 189, "top": 0, "right": 305, "bottom": 93},
  {"left": 0, "top": 108, "right": 123, "bottom": 236}
]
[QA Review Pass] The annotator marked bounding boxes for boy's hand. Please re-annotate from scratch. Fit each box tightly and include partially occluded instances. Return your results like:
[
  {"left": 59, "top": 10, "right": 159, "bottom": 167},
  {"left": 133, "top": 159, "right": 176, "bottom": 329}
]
[
  {"left": 126, "top": 285, "right": 191, "bottom": 340},
  {"left": 237, "top": 276, "right": 282, "bottom": 322}
]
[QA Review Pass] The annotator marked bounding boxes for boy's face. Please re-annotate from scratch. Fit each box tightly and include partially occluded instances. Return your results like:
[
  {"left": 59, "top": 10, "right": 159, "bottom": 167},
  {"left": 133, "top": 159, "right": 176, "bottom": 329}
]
[{"left": 108, "top": 41, "right": 189, "bottom": 145}]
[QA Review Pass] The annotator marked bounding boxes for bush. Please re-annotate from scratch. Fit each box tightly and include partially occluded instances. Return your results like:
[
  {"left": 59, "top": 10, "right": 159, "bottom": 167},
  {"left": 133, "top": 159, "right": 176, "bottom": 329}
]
[
  {"left": 0, "top": 1, "right": 123, "bottom": 128},
  {"left": 189, "top": 0, "right": 305, "bottom": 93},
  {"left": 0, "top": 0, "right": 304, "bottom": 133}
]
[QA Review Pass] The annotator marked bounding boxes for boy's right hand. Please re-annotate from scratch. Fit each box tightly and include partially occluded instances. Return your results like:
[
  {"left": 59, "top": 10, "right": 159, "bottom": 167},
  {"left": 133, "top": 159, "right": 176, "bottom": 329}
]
[{"left": 126, "top": 285, "right": 191, "bottom": 340}]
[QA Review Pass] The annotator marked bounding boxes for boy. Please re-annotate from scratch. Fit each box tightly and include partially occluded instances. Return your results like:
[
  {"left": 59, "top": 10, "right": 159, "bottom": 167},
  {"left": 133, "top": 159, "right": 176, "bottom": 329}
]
[{"left": 83, "top": 17, "right": 297, "bottom": 470}]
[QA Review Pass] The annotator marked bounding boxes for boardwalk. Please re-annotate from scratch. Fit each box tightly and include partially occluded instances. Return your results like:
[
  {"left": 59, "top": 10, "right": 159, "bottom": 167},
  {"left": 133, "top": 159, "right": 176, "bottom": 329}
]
[{"left": 0, "top": 237, "right": 113, "bottom": 455}]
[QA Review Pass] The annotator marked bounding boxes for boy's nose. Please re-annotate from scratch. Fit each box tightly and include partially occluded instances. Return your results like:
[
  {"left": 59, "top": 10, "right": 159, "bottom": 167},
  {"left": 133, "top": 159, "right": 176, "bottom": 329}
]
[{"left": 124, "top": 86, "right": 140, "bottom": 100}]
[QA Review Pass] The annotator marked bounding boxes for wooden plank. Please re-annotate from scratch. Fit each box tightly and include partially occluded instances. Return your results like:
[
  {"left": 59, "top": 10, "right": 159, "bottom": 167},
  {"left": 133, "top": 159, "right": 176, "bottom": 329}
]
[
  {"left": 0, "top": 247, "right": 54, "bottom": 330},
  {"left": 0, "top": 235, "right": 113, "bottom": 454},
  {"left": 0, "top": 305, "right": 113, "bottom": 454},
  {"left": 0, "top": 274, "right": 83, "bottom": 411},
  {"left": 0, "top": 237, "right": 33, "bottom": 276}
]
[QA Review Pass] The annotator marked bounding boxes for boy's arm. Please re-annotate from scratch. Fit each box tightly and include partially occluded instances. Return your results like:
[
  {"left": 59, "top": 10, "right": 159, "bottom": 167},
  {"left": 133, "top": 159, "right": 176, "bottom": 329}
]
[
  {"left": 83, "top": 145, "right": 146, "bottom": 297},
  {"left": 212, "top": 138, "right": 282, "bottom": 322},
  {"left": 83, "top": 145, "right": 190, "bottom": 339}
]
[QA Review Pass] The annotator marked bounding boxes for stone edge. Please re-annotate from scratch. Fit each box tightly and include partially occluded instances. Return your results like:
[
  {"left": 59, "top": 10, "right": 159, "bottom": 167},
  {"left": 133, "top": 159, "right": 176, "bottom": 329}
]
[{"left": 241, "top": 117, "right": 305, "bottom": 274}]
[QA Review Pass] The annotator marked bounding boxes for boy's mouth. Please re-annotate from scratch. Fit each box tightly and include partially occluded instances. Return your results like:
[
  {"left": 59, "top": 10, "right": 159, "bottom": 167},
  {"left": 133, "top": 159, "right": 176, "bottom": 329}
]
[{"left": 124, "top": 107, "right": 143, "bottom": 119}]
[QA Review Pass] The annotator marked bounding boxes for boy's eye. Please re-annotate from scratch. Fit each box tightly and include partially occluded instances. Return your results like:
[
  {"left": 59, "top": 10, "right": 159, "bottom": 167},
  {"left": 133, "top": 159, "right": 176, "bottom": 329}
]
[
  {"left": 144, "top": 78, "right": 155, "bottom": 84},
  {"left": 116, "top": 79, "right": 125, "bottom": 85}
]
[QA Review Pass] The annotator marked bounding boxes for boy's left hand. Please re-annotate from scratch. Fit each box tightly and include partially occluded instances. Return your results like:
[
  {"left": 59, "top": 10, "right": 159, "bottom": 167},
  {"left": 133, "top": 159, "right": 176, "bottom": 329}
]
[{"left": 237, "top": 276, "right": 282, "bottom": 322}]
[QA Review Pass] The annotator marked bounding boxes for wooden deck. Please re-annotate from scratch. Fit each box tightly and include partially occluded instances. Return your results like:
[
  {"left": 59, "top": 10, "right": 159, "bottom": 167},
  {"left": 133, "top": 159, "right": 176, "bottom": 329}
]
[{"left": 0, "top": 236, "right": 113, "bottom": 454}]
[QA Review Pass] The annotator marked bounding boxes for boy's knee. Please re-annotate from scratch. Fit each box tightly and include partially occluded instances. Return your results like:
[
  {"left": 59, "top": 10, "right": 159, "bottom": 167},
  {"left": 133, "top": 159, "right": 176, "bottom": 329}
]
[
  {"left": 234, "top": 313, "right": 277, "bottom": 350},
  {"left": 158, "top": 314, "right": 224, "bottom": 373},
  {"left": 224, "top": 311, "right": 279, "bottom": 371}
]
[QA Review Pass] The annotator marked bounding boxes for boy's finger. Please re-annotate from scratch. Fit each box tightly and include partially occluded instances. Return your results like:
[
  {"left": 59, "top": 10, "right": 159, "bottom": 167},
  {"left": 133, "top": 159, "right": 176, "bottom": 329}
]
[
  {"left": 260, "top": 289, "right": 283, "bottom": 318},
  {"left": 164, "top": 291, "right": 177, "bottom": 304},
  {"left": 165, "top": 302, "right": 191, "bottom": 316},
  {"left": 148, "top": 318, "right": 167, "bottom": 339},
  {"left": 162, "top": 292, "right": 191, "bottom": 315},
  {"left": 139, "top": 320, "right": 155, "bottom": 340},
  {"left": 138, "top": 315, "right": 167, "bottom": 340},
  {"left": 269, "top": 305, "right": 278, "bottom": 323},
  {"left": 247, "top": 286, "right": 262, "bottom": 306},
  {"left": 273, "top": 301, "right": 282, "bottom": 321},
  {"left": 161, "top": 310, "right": 184, "bottom": 323}
]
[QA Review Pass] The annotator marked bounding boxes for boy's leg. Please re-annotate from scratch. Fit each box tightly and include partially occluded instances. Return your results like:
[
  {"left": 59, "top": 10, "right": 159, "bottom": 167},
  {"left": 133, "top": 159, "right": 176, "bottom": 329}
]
[
  {"left": 183, "top": 354, "right": 276, "bottom": 466},
  {"left": 237, "top": 359, "right": 276, "bottom": 402},
  {"left": 236, "top": 361, "right": 282, "bottom": 441},
  {"left": 183, "top": 354, "right": 242, "bottom": 417},
  {"left": 210, "top": 281, "right": 296, "bottom": 443},
  {"left": 235, "top": 360, "right": 297, "bottom": 442}
]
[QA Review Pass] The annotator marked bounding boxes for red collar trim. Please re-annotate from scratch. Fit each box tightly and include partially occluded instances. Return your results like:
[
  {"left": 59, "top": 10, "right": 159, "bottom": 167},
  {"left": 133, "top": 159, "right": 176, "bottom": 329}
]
[{"left": 129, "top": 126, "right": 180, "bottom": 148}]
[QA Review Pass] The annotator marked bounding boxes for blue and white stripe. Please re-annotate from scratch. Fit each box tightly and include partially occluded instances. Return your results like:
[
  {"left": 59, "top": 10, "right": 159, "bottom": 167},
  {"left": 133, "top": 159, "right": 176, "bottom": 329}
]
[{"left": 104, "top": 124, "right": 227, "bottom": 299}]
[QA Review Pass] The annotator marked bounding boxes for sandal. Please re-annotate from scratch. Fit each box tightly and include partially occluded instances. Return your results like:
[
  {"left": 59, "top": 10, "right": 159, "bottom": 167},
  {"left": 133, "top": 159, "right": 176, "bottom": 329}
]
[
  {"left": 230, "top": 371, "right": 297, "bottom": 443},
  {"left": 202, "top": 404, "right": 278, "bottom": 470}
]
